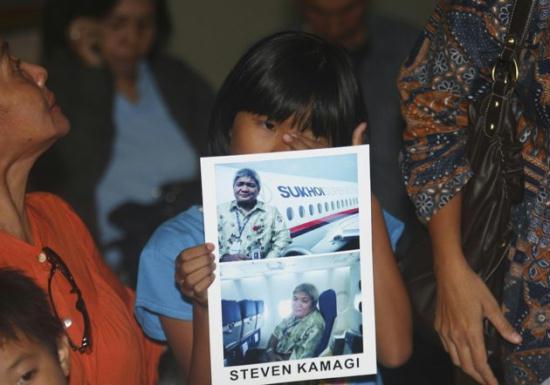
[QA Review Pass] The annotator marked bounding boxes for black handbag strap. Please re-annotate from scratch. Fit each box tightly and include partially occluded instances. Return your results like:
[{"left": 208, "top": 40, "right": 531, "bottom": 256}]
[
  {"left": 484, "top": 0, "right": 536, "bottom": 136},
  {"left": 506, "top": 0, "right": 537, "bottom": 56}
]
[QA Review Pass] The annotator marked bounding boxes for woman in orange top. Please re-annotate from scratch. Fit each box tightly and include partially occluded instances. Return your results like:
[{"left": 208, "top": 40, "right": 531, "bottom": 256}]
[{"left": 0, "top": 37, "right": 162, "bottom": 385}]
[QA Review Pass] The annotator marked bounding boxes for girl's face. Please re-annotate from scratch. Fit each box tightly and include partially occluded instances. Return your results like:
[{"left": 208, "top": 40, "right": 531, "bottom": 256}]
[
  {"left": 229, "top": 111, "right": 329, "bottom": 155},
  {"left": 292, "top": 291, "right": 314, "bottom": 319}
]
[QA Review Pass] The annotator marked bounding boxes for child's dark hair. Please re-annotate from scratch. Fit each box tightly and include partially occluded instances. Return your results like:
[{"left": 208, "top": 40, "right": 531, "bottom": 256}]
[
  {"left": 208, "top": 31, "right": 367, "bottom": 155},
  {"left": 0, "top": 268, "right": 64, "bottom": 356}
]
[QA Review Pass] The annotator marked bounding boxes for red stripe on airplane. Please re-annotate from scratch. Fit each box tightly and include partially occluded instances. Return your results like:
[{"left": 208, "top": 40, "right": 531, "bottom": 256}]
[{"left": 289, "top": 208, "right": 358, "bottom": 237}]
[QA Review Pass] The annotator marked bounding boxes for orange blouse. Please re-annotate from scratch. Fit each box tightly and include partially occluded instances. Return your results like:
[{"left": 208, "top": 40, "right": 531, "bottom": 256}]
[{"left": 0, "top": 193, "right": 163, "bottom": 385}]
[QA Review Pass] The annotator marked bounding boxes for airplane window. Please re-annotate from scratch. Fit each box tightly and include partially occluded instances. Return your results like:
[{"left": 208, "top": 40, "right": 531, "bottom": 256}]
[
  {"left": 286, "top": 207, "right": 293, "bottom": 221},
  {"left": 325, "top": 202, "right": 329, "bottom": 212},
  {"left": 278, "top": 299, "right": 292, "bottom": 318},
  {"left": 337, "top": 200, "right": 340, "bottom": 209},
  {"left": 299, "top": 205, "right": 305, "bottom": 218},
  {"left": 317, "top": 203, "right": 322, "bottom": 213},
  {"left": 309, "top": 204, "right": 314, "bottom": 216},
  {"left": 331, "top": 201, "right": 335, "bottom": 210},
  {"left": 354, "top": 293, "right": 362, "bottom": 313}
]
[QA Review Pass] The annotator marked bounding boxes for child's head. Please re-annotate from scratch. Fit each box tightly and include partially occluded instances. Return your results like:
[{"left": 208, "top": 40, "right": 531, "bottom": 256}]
[
  {"left": 0, "top": 268, "right": 70, "bottom": 385},
  {"left": 209, "top": 31, "right": 367, "bottom": 156}
]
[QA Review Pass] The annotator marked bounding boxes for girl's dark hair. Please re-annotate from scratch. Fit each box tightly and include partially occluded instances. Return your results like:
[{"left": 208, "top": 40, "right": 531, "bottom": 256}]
[
  {"left": 42, "top": 0, "right": 172, "bottom": 59},
  {"left": 0, "top": 268, "right": 64, "bottom": 356},
  {"left": 208, "top": 31, "right": 367, "bottom": 156}
]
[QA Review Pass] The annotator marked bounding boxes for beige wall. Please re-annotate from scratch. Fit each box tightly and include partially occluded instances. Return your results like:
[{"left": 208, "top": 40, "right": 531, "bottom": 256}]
[
  {"left": 166, "top": 0, "right": 434, "bottom": 89},
  {"left": 5, "top": 1, "right": 434, "bottom": 89},
  {"left": 166, "top": 0, "right": 294, "bottom": 88}
]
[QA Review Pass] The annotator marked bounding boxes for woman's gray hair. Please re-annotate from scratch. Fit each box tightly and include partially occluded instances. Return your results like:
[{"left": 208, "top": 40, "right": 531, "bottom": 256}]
[
  {"left": 293, "top": 283, "right": 319, "bottom": 307},
  {"left": 233, "top": 168, "right": 261, "bottom": 189}
]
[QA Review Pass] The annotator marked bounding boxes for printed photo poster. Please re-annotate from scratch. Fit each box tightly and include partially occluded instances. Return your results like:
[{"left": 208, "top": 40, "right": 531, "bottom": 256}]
[{"left": 201, "top": 145, "right": 375, "bottom": 385}]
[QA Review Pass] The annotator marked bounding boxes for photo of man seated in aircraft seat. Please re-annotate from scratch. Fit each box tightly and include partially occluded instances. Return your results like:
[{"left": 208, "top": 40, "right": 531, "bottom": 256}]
[
  {"left": 263, "top": 283, "right": 325, "bottom": 362},
  {"left": 218, "top": 168, "right": 291, "bottom": 262}
]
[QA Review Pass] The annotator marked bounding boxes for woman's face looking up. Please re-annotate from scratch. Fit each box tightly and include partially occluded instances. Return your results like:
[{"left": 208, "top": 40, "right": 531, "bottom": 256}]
[{"left": 0, "top": 40, "right": 69, "bottom": 156}]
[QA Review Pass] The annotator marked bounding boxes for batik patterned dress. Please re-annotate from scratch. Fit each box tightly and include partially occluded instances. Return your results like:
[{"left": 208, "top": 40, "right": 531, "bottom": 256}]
[
  {"left": 217, "top": 200, "right": 291, "bottom": 259},
  {"left": 398, "top": 0, "right": 550, "bottom": 383},
  {"left": 272, "top": 310, "right": 325, "bottom": 360}
]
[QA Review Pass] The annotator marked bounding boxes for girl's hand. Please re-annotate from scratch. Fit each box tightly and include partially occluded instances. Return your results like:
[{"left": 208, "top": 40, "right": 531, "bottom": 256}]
[
  {"left": 282, "top": 132, "right": 329, "bottom": 150},
  {"left": 175, "top": 243, "right": 216, "bottom": 306},
  {"left": 351, "top": 122, "right": 367, "bottom": 146}
]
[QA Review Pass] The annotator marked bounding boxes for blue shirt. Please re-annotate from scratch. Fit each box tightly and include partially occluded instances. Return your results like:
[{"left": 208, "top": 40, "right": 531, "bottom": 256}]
[
  {"left": 95, "top": 62, "right": 198, "bottom": 267},
  {"left": 135, "top": 205, "right": 404, "bottom": 385},
  {"left": 136, "top": 205, "right": 404, "bottom": 336}
]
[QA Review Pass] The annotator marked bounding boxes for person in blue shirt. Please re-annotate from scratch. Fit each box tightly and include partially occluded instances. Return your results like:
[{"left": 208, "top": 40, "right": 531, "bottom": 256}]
[
  {"left": 33, "top": 0, "right": 214, "bottom": 285},
  {"left": 135, "top": 31, "right": 411, "bottom": 385}
]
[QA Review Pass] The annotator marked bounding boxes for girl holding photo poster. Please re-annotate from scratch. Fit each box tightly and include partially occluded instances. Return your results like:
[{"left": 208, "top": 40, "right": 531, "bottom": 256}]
[{"left": 135, "top": 31, "right": 412, "bottom": 384}]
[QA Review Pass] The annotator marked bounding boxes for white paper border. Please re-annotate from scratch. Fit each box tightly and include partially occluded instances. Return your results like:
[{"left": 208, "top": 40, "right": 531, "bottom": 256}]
[{"left": 201, "top": 145, "right": 374, "bottom": 385}]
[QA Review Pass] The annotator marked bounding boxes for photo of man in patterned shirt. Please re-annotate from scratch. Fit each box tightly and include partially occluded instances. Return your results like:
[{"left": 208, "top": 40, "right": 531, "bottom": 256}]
[{"left": 218, "top": 168, "right": 292, "bottom": 262}]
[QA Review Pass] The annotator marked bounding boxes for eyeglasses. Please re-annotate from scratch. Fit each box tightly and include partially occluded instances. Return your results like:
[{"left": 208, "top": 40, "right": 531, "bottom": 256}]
[{"left": 43, "top": 247, "right": 92, "bottom": 354}]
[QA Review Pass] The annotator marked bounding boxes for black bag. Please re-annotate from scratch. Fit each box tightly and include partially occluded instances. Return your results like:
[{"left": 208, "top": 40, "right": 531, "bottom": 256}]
[
  {"left": 108, "top": 179, "right": 202, "bottom": 287},
  {"left": 400, "top": 0, "right": 535, "bottom": 372}
]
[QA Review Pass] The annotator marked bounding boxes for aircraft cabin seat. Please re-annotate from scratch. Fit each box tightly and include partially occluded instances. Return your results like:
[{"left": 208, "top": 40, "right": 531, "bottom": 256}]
[
  {"left": 250, "top": 300, "right": 264, "bottom": 348},
  {"left": 239, "top": 299, "right": 258, "bottom": 340},
  {"left": 313, "top": 289, "right": 337, "bottom": 356},
  {"left": 255, "top": 300, "right": 264, "bottom": 329},
  {"left": 222, "top": 300, "right": 243, "bottom": 351}
]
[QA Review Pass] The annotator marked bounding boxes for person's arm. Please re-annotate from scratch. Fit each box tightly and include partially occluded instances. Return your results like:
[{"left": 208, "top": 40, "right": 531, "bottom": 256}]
[
  {"left": 163, "top": 243, "right": 215, "bottom": 385},
  {"left": 397, "top": 3, "right": 525, "bottom": 383},
  {"left": 160, "top": 306, "right": 210, "bottom": 385},
  {"left": 220, "top": 253, "right": 250, "bottom": 262},
  {"left": 264, "top": 335, "right": 284, "bottom": 362},
  {"left": 428, "top": 192, "right": 521, "bottom": 385},
  {"left": 265, "top": 208, "right": 292, "bottom": 258},
  {"left": 371, "top": 196, "right": 412, "bottom": 368},
  {"left": 289, "top": 318, "right": 324, "bottom": 360}
]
